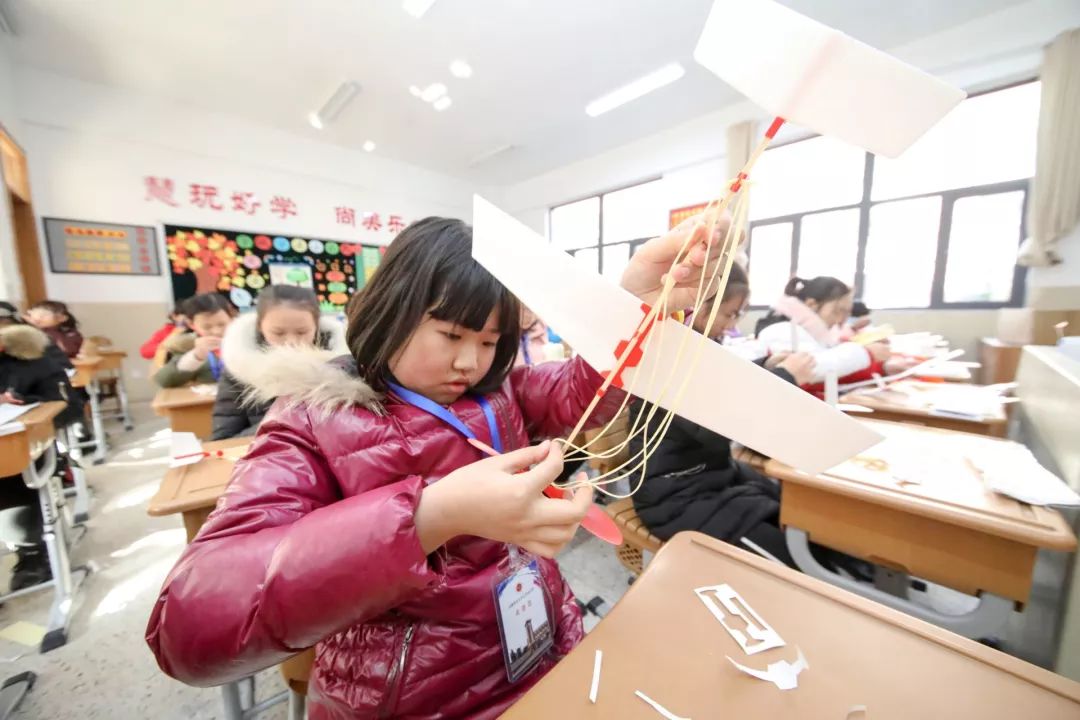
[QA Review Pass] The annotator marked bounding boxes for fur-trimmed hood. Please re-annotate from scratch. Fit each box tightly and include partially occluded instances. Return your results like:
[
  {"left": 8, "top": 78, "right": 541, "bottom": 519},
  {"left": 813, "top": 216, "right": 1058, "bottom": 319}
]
[
  {"left": 0, "top": 324, "right": 50, "bottom": 360},
  {"left": 772, "top": 295, "right": 841, "bottom": 347},
  {"left": 220, "top": 312, "right": 382, "bottom": 416}
]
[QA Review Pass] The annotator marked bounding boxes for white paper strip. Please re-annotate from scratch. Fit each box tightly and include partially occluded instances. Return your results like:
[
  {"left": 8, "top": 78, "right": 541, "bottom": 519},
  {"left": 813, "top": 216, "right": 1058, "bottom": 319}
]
[
  {"left": 727, "top": 647, "right": 809, "bottom": 690},
  {"left": 694, "top": 584, "right": 785, "bottom": 655},
  {"left": 589, "top": 649, "right": 602, "bottom": 704},
  {"left": 472, "top": 195, "right": 881, "bottom": 475},
  {"left": 694, "top": 0, "right": 965, "bottom": 158},
  {"left": 635, "top": 691, "right": 690, "bottom": 720}
]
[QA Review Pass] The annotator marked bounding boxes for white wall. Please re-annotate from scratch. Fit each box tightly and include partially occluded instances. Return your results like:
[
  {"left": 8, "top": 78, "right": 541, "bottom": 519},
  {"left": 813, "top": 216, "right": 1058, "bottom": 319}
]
[
  {"left": 15, "top": 68, "right": 477, "bottom": 304},
  {"left": 0, "top": 38, "right": 21, "bottom": 303},
  {"left": 1028, "top": 224, "right": 1080, "bottom": 309}
]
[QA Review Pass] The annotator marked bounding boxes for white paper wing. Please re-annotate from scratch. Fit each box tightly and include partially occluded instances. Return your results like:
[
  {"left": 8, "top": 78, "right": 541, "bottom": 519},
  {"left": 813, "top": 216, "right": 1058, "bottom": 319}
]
[
  {"left": 693, "top": 0, "right": 965, "bottom": 157},
  {"left": 472, "top": 195, "right": 881, "bottom": 475}
]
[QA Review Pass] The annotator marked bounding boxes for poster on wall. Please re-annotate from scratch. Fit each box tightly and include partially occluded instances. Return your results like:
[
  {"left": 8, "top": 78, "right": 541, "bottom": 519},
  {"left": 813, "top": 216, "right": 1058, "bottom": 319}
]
[
  {"left": 668, "top": 203, "right": 710, "bottom": 230},
  {"left": 43, "top": 217, "right": 160, "bottom": 275},
  {"left": 164, "top": 224, "right": 386, "bottom": 313}
]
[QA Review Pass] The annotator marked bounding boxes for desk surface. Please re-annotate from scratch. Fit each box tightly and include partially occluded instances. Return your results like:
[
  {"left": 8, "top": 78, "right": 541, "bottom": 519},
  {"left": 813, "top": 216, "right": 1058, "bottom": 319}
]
[
  {"left": 765, "top": 420, "right": 1076, "bottom": 552},
  {"left": 841, "top": 379, "right": 1007, "bottom": 426},
  {"left": 152, "top": 385, "right": 218, "bottom": 411},
  {"left": 147, "top": 437, "right": 250, "bottom": 516},
  {"left": 0, "top": 401, "right": 65, "bottom": 476},
  {"left": 504, "top": 532, "right": 1080, "bottom": 719}
]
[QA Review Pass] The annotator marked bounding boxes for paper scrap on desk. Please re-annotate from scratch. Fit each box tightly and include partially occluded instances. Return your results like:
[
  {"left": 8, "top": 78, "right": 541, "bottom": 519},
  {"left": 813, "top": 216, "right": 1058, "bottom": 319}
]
[
  {"left": 589, "top": 649, "right": 602, "bottom": 704},
  {"left": 970, "top": 445, "right": 1080, "bottom": 507},
  {"left": 0, "top": 402, "right": 38, "bottom": 428},
  {"left": 635, "top": 691, "right": 690, "bottom": 720},
  {"left": 694, "top": 584, "right": 785, "bottom": 655},
  {"left": 727, "top": 647, "right": 808, "bottom": 690},
  {"left": 169, "top": 432, "right": 204, "bottom": 468},
  {"left": 0, "top": 621, "right": 47, "bottom": 647},
  {"left": 693, "top": 0, "right": 964, "bottom": 158},
  {"left": 472, "top": 195, "right": 881, "bottom": 475},
  {"left": 189, "top": 384, "right": 218, "bottom": 397}
]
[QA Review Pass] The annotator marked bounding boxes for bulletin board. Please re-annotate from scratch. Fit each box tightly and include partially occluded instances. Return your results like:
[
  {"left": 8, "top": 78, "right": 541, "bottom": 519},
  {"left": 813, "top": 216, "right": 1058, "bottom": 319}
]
[
  {"left": 43, "top": 217, "right": 160, "bottom": 275},
  {"left": 165, "top": 224, "right": 386, "bottom": 313}
]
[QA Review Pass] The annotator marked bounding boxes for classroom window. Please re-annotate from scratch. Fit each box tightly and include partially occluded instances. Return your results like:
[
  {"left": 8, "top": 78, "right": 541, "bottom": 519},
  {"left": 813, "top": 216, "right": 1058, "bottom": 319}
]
[{"left": 746, "top": 80, "right": 1036, "bottom": 310}]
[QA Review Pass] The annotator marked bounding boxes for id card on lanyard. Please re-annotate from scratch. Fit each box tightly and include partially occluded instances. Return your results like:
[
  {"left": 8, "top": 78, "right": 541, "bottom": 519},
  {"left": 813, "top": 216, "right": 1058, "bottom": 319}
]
[
  {"left": 386, "top": 380, "right": 554, "bottom": 681},
  {"left": 207, "top": 349, "right": 223, "bottom": 381}
]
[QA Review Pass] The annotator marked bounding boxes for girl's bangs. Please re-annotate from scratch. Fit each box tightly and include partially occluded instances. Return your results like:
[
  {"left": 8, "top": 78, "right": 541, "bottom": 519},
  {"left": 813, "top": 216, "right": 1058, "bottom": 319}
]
[{"left": 428, "top": 260, "right": 517, "bottom": 336}]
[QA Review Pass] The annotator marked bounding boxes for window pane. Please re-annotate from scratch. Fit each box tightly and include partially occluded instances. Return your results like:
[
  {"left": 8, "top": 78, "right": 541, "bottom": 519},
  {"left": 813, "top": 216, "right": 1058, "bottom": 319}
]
[
  {"left": 944, "top": 191, "right": 1024, "bottom": 303},
  {"left": 602, "top": 180, "right": 666, "bottom": 244},
  {"left": 602, "top": 243, "right": 631, "bottom": 283},
  {"left": 748, "top": 223, "right": 792, "bottom": 305},
  {"left": 750, "top": 136, "right": 865, "bottom": 220},
  {"left": 572, "top": 246, "right": 599, "bottom": 274},
  {"left": 797, "top": 209, "right": 859, "bottom": 287},
  {"left": 872, "top": 82, "right": 1040, "bottom": 201},
  {"left": 550, "top": 197, "right": 599, "bottom": 250},
  {"left": 863, "top": 197, "right": 941, "bottom": 308}
]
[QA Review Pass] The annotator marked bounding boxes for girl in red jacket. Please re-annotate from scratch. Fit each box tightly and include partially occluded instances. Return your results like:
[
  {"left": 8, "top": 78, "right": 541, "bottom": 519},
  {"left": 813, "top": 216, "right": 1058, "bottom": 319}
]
[{"left": 147, "top": 215, "right": 722, "bottom": 719}]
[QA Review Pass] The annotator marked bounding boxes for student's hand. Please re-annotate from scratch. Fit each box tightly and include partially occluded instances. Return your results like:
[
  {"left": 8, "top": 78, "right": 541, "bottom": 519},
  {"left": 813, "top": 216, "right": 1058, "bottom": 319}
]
[
  {"left": 850, "top": 316, "right": 872, "bottom": 331},
  {"left": 778, "top": 352, "right": 816, "bottom": 385},
  {"left": 621, "top": 211, "right": 734, "bottom": 311},
  {"left": 416, "top": 440, "right": 592, "bottom": 558},
  {"left": 865, "top": 341, "right": 891, "bottom": 363},
  {"left": 764, "top": 352, "right": 790, "bottom": 370},
  {"left": 884, "top": 356, "right": 920, "bottom": 375},
  {"left": 0, "top": 391, "right": 23, "bottom": 405},
  {"left": 192, "top": 335, "right": 221, "bottom": 361}
]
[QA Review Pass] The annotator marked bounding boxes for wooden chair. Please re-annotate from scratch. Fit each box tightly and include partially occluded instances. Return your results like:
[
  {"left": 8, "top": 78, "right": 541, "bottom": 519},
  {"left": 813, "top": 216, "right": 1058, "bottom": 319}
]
[
  {"left": 279, "top": 649, "right": 315, "bottom": 720},
  {"left": 605, "top": 498, "right": 664, "bottom": 576}
]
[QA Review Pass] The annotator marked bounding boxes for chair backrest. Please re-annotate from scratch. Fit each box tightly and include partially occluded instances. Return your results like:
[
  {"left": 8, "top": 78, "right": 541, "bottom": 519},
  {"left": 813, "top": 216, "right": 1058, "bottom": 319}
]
[{"left": 279, "top": 648, "right": 316, "bottom": 696}]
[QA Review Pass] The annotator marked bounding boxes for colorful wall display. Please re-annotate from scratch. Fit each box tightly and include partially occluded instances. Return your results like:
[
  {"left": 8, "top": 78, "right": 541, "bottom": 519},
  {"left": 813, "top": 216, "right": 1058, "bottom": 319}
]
[
  {"left": 165, "top": 224, "right": 387, "bottom": 313},
  {"left": 668, "top": 203, "right": 710, "bottom": 230},
  {"left": 43, "top": 217, "right": 160, "bottom": 275}
]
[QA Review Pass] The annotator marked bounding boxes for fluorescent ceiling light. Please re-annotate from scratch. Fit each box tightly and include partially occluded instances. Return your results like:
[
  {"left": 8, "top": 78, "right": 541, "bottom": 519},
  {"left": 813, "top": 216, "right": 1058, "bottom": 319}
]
[
  {"left": 449, "top": 60, "right": 473, "bottom": 79},
  {"left": 420, "top": 83, "right": 447, "bottom": 103},
  {"left": 433, "top": 96, "right": 452, "bottom": 111},
  {"left": 585, "top": 62, "right": 685, "bottom": 117},
  {"left": 362, "top": 140, "right": 376, "bottom": 152},
  {"left": 402, "top": 0, "right": 437, "bottom": 18},
  {"left": 309, "top": 81, "right": 360, "bottom": 129}
]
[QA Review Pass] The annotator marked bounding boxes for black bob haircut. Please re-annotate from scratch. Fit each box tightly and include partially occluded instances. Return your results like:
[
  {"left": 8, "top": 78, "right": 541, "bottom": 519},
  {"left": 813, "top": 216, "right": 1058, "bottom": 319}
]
[
  {"left": 345, "top": 217, "right": 521, "bottom": 394},
  {"left": 181, "top": 292, "right": 234, "bottom": 319}
]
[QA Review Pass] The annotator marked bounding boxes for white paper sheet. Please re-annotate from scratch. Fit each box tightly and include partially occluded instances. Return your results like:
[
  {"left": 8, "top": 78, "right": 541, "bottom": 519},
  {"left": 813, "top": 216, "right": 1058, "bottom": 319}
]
[
  {"left": 0, "top": 421, "right": 25, "bottom": 437},
  {"left": 589, "top": 650, "right": 602, "bottom": 704},
  {"left": 969, "top": 444, "right": 1080, "bottom": 507},
  {"left": 472, "top": 195, "right": 881, "bottom": 475},
  {"left": 727, "top": 647, "right": 808, "bottom": 690},
  {"left": 693, "top": 0, "right": 965, "bottom": 158},
  {"left": 694, "top": 584, "right": 785, "bottom": 655},
  {"left": 0, "top": 403, "right": 37, "bottom": 428},
  {"left": 169, "top": 431, "right": 205, "bottom": 468}
]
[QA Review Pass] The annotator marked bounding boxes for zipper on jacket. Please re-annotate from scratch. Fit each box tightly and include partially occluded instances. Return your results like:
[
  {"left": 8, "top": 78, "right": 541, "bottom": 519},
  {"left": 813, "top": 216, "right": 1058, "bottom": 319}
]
[{"left": 378, "top": 621, "right": 417, "bottom": 719}]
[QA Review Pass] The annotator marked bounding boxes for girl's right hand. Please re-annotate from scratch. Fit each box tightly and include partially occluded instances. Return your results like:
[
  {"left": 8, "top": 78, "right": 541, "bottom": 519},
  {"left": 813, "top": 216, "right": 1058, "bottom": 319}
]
[
  {"left": 865, "top": 341, "right": 891, "bottom": 363},
  {"left": 193, "top": 335, "right": 221, "bottom": 360},
  {"left": 416, "top": 440, "right": 592, "bottom": 558},
  {"left": 778, "top": 352, "right": 816, "bottom": 385}
]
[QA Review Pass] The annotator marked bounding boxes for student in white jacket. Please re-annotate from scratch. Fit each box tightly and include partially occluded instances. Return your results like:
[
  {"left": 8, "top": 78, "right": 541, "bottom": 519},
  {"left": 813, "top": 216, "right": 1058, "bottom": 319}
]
[{"left": 754, "top": 276, "right": 898, "bottom": 387}]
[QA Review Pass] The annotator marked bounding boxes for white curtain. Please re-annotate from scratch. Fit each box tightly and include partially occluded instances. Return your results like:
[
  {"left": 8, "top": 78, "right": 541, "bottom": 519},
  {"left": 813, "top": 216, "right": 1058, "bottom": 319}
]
[{"left": 1019, "top": 28, "right": 1080, "bottom": 267}]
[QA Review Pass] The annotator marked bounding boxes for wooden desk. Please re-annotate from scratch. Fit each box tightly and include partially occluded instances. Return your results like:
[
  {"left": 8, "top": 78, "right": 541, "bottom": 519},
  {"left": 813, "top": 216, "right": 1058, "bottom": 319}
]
[
  {"left": 0, "top": 402, "right": 65, "bottom": 476},
  {"left": 152, "top": 385, "right": 217, "bottom": 439},
  {"left": 504, "top": 532, "right": 1080, "bottom": 719},
  {"left": 69, "top": 356, "right": 102, "bottom": 390},
  {"left": 766, "top": 420, "right": 1076, "bottom": 608},
  {"left": 147, "top": 437, "right": 250, "bottom": 541},
  {"left": 980, "top": 337, "right": 1025, "bottom": 385},
  {"left": 841, "top": 379, "right": 1009, "bottom": 437}
]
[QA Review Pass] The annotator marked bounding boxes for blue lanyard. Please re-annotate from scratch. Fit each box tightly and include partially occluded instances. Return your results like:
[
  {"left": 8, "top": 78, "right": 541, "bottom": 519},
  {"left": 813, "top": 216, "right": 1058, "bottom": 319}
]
[
  {"left": 207, "top": 350, "right": 223, "bottom": 381},
  {"left": 386, "top": 381, "right": 503, "bottom": 454}
]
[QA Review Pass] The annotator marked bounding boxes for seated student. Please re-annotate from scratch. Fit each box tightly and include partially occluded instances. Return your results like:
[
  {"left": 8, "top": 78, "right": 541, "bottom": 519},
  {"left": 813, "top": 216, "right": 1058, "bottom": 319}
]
[
  {"left": 515, "top": 307, "right": 553, "bottom": 367},
  {"left": 0, "top": 318, "right": 83, "bottom": 589},
  {"left": 25, "top": 300, "right": 83, "bottom": 359},
  {"left": 153, "top": 293, "right": 234, "bottom": 388},
  {"left": 141, "top": 304, "right": 187, "bottom": 360},
  {"left": 212, "top": 287, "right": 347, "bottom": 440},
  {"left": 754, "top": 276, "right": 907, "bottom": 391},
  {"left": 627, "top": 263, "right": 822, "bottom": 567}
]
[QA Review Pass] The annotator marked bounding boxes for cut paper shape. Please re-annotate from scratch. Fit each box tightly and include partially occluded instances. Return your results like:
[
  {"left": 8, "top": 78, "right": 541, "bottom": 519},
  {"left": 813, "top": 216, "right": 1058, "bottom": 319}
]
[
  {"left": 589, "top": 649, "right": 602, "bottom": 704},
  {"left": 635, "top": 690, "right": 690, "bottom": 720},
  {"left": 169, "top": 432, "right": 205, "bottom": 468},
  {"left": 472, "top": 196, "right": 881, "bottom": 476},
  {"left": 694, "top": 0, "right": 965, "bottom": 158},
  {"left": 727, "top": 646, "right": 809, "bottom": 690},
  {"left": 694, "top": 584, "right": 784, "bottom": 655}
]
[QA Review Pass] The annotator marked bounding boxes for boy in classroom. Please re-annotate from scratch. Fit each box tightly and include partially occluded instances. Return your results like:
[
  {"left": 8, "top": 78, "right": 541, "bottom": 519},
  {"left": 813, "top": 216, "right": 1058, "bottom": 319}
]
[
  {"left": 212, "top": 286, "right": 348, "bottom": 440},
  {"left": 153, "top": 293, "right": 234, "bottom": 388},
  {"left": 140, "top": 303, "right": 187, "bottom": 360},
  {"left": 754, "top": 276, "right": 909, "bottom": 393},
  {"left": 146, "top": 214, "right": 723, "bottom": 719},
  {"left": 25, "top": 299, "right": 84, "bottom": 359}
]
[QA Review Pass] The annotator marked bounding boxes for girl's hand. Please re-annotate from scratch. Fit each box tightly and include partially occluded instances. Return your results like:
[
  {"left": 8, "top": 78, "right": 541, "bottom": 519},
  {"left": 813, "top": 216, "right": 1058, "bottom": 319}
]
[
  {"left": 865, "top": 341, "right": 891, "bottom": 363},
  {"left": 0, "top": 391, "right": 23, "bottom": 405},
  {"left": 416, "top": 441, "right": 592, "bottom": 558},
  {"left": 620, "top": 212, "right": 734, "bottom": 310},
  {"left": 778, "top": 352, "right": 817, "bottom": 385},
  {"left": 193, "top": 335, "right": 221, "bottom": 361}
]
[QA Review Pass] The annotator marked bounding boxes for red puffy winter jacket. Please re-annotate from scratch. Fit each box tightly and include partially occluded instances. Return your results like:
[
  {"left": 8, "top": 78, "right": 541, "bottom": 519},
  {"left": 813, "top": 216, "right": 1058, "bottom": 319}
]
[{"left": 146, "top": 351, "right": 621, "bottom": 719}]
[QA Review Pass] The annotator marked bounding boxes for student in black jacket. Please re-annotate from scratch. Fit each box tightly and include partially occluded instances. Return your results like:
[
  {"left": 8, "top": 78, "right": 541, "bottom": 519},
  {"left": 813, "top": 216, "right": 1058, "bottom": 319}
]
[
  {"left": 212, "top": 286, "right": 348, "bottom": 440},
  {"left": 627, "top": 263, "right": 819, "bottom": 565}
]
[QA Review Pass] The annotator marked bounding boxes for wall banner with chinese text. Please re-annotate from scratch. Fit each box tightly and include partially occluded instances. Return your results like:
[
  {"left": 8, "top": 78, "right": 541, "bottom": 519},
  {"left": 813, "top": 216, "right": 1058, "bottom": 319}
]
[
  {"left": 43, "top": 217, "right": 160, "bottom": 275},
  {"left": 165, "top": 224, "right": 387, "bottom": 313}
]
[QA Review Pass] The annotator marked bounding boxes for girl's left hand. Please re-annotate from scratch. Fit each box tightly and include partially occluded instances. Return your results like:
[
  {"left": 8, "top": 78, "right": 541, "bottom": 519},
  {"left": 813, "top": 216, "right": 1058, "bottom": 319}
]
[{"left": 620, "top": 211, "right": 734, "bottom": 310}]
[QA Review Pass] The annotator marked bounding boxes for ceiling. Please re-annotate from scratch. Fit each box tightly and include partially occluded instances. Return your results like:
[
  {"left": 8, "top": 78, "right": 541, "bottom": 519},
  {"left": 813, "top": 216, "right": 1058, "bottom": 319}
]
[{"left": 4, "top": 0, "right": 1028, "bottom": 185}]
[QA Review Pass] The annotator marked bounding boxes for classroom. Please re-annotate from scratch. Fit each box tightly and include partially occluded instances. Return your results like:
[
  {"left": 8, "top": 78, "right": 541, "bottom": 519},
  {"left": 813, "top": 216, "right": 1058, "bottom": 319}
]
[{"left": 0, "top": 1, "right": 1078, "bottom": 718}]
